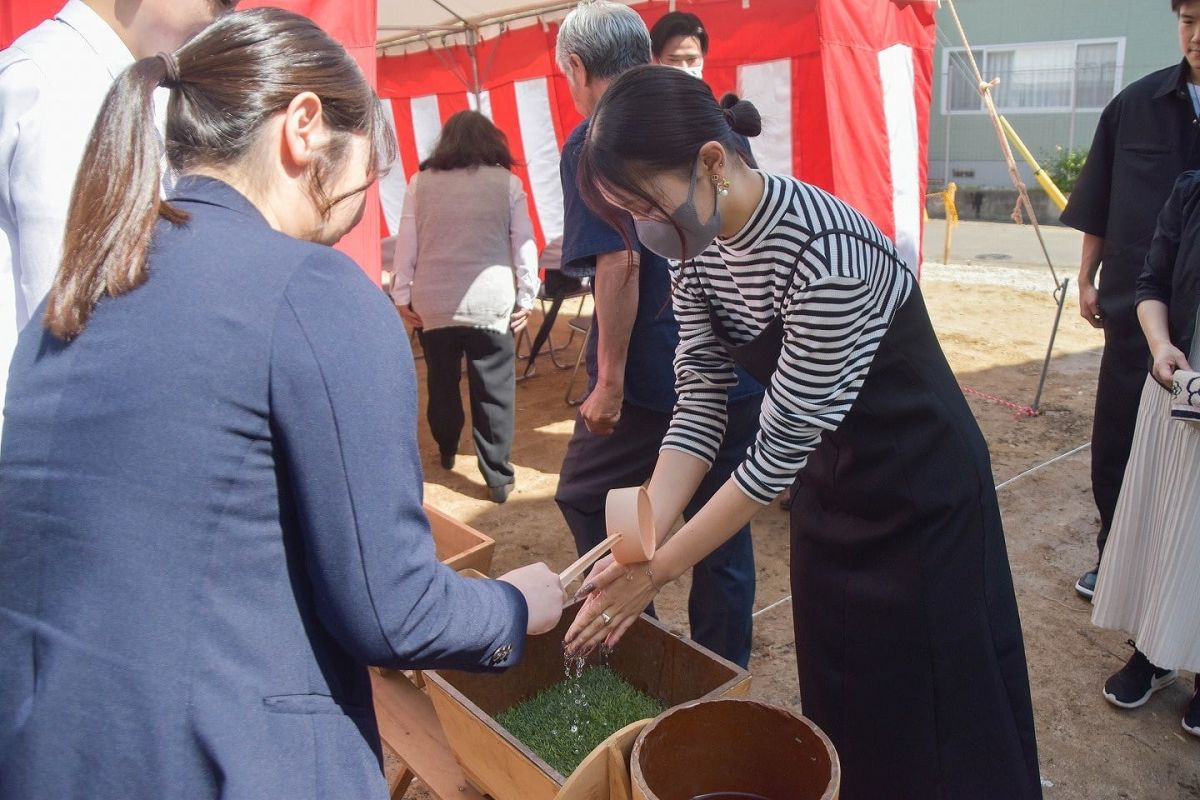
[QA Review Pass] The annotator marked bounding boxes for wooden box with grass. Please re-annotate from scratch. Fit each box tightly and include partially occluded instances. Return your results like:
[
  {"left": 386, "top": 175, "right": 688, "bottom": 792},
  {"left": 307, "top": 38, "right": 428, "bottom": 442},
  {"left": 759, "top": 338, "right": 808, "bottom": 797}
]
[
  {"left": 425, "top": 503, "right": 494, "bottom": 575},
  {"left": 424, "top": 602, "right": 752, "bottom": 800}
]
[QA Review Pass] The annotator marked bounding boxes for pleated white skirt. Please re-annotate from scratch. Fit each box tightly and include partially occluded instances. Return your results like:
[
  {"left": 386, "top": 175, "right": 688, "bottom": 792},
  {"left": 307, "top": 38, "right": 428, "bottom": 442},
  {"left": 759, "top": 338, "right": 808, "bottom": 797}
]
[{"left": 1093, "top": 375, "right": 1200, "bottom": 672}]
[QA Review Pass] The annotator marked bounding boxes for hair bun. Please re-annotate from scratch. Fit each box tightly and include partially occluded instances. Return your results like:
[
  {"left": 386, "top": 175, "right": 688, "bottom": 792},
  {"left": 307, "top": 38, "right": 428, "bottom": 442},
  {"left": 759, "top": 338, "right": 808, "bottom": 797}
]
[{"left": 718, "top": 93, "right": 762, "bottom": 138}]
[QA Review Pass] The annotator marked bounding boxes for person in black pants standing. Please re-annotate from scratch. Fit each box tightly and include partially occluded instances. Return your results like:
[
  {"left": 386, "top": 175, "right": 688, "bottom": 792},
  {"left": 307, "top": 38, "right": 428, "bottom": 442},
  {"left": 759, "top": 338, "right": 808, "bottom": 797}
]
[
  {"left": 1061, "top": 0, "right": 1200, "bottom": 598},
  {"left": 552, "top": 0, "right": 761, "bottom": 668},
  {"left": 391, "top": 112, "right": 539, "bottom": 504}
]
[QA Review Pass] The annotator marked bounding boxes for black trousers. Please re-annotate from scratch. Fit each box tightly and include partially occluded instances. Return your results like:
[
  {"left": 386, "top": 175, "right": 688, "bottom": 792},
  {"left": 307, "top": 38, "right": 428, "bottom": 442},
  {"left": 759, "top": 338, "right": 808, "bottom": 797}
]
[
  {"left": 554, "top": 396, "right": 761, "bottom": 668},
  {"left": 418, "top": 327, "right": 515, "bottom": 489},
  {"left": 1091, "top": 308, "right": 1150, "bottom": 558}
]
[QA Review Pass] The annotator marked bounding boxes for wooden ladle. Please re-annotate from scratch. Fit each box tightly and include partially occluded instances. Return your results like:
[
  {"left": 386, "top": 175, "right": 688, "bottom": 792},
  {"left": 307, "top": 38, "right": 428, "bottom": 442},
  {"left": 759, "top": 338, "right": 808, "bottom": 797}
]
[{"left": 558, "top": 486, "right": 656, "bottom": 589}]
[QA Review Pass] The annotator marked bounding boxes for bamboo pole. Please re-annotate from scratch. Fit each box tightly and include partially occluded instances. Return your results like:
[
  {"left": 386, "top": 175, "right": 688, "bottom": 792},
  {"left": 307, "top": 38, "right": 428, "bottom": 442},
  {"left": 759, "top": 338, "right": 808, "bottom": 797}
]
[{"left": 1000, "top": 116, "right": 1068, "bottom": 211}]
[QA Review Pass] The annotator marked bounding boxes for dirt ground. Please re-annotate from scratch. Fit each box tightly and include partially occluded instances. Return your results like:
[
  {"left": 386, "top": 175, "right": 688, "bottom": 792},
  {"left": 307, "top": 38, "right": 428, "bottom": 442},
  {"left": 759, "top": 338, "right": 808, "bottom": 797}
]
[{"left": 393, "top": 260, "right": 1200, "bottom": 799}]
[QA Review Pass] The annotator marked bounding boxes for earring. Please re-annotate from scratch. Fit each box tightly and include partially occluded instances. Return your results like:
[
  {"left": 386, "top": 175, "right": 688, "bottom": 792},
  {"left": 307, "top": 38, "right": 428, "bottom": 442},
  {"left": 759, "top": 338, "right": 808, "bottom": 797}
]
[{"left": 711, "top": 174, "right": 731, "bottom": 197}]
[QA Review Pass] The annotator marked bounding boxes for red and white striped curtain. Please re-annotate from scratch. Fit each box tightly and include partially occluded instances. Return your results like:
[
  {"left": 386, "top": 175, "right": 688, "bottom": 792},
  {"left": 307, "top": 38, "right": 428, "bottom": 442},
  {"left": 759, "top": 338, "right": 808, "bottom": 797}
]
[
  {"left": 3, "top": 0, "right": 386, "bottom": 281},
  {"left": 377, "top": 0, "right": 936, "bottom": 274}
]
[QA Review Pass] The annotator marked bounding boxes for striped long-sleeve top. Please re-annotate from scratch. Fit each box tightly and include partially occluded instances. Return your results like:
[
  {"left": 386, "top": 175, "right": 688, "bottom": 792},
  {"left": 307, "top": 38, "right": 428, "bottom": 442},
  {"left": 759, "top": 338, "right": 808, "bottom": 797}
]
[{"left": 661, "top": 173, "right": 915, "bottom": 504}]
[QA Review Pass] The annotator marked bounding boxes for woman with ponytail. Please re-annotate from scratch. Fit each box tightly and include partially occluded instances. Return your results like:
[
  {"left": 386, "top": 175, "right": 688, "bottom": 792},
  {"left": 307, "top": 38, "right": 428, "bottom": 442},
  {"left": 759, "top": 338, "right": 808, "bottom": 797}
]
[
  {"left": 563, "top": 65, "right": 1041, "bottom": 799},
  {"left": 0, "top": 9, "right": 563, "bottom": 800}
]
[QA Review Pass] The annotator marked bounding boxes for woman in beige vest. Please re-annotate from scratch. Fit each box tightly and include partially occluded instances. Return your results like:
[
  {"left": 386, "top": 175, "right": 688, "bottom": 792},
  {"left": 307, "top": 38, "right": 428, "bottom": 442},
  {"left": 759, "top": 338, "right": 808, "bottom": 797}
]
[{"left": 390, "top": 111, "right": 538, "bottom": 503}]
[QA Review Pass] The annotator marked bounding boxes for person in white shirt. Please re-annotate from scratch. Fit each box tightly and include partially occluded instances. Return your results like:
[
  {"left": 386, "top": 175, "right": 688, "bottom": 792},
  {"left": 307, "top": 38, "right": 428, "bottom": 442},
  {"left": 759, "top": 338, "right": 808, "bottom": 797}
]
[
  {"left": 0, "top": 0, "right": 235, "bottom": 445},
  {"left": 389, "top": 110, "right": 539, "bottom": 504}
]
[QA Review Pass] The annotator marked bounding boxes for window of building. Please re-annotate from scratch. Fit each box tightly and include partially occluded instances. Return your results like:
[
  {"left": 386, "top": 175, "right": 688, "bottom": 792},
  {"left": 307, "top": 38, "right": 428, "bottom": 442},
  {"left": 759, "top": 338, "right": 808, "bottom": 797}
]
[{"left": 943, "top": 38, "right": 1124, "bottom": 114}]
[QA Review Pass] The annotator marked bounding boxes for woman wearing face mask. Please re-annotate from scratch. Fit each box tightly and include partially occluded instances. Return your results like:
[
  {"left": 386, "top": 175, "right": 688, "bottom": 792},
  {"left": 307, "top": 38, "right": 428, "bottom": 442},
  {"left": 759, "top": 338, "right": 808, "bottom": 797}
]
[
  {"left": 563, "top": 65, "right": 1041, "bottom": 800},
  {"left": 0, "top": 10, "right": 563, "bottom": 799}
]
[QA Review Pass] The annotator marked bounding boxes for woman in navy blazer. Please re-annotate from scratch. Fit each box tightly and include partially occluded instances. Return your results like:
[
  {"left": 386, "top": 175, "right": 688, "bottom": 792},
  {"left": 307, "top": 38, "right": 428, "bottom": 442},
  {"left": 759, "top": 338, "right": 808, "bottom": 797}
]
[{"left": 0, "top": 10, "right": 564, "bottom": 800}]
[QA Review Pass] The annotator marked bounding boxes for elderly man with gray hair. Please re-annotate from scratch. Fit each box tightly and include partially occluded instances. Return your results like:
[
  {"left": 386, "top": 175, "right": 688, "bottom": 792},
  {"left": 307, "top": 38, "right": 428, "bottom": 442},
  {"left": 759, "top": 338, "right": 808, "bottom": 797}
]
[{"left": 552, "top": 0, "right": 763, "bottom": 668}]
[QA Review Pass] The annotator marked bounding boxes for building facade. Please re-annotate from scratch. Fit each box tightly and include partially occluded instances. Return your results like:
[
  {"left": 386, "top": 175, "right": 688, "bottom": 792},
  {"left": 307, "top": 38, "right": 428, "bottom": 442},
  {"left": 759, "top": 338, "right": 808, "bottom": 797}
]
[{"left": 930, "top": 0, "right": 1181, "bottom": 204}]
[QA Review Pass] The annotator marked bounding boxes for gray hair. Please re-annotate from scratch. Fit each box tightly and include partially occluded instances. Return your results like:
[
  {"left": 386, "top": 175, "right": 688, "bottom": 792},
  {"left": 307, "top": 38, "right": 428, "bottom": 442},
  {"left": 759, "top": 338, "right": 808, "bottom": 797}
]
[{"left": 556, "top": 0, "right": 651, "bottom": 80}]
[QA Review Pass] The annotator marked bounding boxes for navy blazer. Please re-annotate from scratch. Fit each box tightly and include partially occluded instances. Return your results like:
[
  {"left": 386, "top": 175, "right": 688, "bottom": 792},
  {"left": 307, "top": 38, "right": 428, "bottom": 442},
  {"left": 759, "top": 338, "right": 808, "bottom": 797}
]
[{"left": 0, "top": 177, "right": 527, "bottom": 800}]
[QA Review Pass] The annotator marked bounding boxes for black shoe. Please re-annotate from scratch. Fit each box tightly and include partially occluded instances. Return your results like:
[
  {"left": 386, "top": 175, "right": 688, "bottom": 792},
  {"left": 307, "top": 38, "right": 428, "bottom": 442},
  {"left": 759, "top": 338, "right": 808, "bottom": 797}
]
[
  {"left": 440, "top": 451, "right": 456, "bottom": 470},
  {"left": 1103, "top": 644, "right": 1178, "bottom": 709},
  {"left": 1184, "top": 681, "right": 1200, "bottom": 738},
  {"left": 489, "top": 482, "right": 513, "bottom": 504},
  {"left": 1075, "top": 569, "right": 1097, "bottom": 600}
]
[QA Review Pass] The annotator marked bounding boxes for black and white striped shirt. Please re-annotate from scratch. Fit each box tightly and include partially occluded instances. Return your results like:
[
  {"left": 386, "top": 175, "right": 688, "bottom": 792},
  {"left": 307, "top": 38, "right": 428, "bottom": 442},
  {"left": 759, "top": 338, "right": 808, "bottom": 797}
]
[{"left": 662, "top": 174, "right": 915, "bottom": 504}]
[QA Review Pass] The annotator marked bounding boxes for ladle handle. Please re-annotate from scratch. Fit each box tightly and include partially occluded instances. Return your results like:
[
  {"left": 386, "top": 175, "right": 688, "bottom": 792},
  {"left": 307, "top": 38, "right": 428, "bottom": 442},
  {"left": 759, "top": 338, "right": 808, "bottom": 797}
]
[{"left": 558, "top": 534, "right": 620, "bottom": 588}]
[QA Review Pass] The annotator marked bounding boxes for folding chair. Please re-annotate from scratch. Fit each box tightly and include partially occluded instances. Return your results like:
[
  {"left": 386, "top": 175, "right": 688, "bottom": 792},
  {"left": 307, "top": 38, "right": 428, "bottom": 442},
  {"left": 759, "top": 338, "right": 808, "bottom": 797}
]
[{"left": 517, "top": 237, "right": 592, "bottom": 379}]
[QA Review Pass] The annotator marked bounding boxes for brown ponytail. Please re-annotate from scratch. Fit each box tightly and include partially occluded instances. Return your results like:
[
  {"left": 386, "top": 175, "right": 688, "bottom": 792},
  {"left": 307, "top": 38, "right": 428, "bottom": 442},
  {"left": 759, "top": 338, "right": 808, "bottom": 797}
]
[
  {"left": 44, "top": 8, "right": 395, "bottom": 340},
  {"left": 44, "top": 56, "right": 183, "bottom": 340}
]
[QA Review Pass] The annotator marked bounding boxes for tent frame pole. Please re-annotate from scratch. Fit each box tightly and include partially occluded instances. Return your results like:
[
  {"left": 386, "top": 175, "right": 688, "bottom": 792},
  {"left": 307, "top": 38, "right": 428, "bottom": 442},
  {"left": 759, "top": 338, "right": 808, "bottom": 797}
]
[
  {"left": 377, "top": 0, "right": 580, "bottom": 52},
  {"left": 466, "top": 27, "right": 482, "bottom": 100}
]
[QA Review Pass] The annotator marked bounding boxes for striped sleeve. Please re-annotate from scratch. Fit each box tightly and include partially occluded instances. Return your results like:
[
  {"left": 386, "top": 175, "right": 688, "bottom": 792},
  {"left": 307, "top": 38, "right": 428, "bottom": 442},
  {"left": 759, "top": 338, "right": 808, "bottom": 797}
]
[
  {"left": 660, "top": 266, "right": 738, "bottom": 467},
  {"left": 731, "top": 275, "right": 898, "bottom": 504}
]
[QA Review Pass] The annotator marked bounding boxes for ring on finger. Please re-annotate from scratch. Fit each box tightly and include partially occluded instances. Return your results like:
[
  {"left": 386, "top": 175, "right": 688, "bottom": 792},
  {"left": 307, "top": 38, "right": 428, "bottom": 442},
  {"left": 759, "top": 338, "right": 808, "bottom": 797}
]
[{"left": 601, "top": 611, "right": 613, "bottom": 626}]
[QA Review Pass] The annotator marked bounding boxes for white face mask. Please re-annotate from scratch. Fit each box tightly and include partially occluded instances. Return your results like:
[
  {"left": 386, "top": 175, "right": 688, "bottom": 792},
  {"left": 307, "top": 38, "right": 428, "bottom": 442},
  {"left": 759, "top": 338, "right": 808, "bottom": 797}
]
[{"left": 679, "top": 64, "right": 704, "bottom": 80}]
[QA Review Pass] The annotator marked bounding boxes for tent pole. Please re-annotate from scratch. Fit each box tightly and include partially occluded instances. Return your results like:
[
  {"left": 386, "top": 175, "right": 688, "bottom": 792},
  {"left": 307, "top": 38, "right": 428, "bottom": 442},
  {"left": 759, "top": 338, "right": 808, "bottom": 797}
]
[
  {"left": 376, "top": 0, "right": 580, "bottom": 52},
  {"left": 466, "top": 27, "right": 482, "bottom": 101}
]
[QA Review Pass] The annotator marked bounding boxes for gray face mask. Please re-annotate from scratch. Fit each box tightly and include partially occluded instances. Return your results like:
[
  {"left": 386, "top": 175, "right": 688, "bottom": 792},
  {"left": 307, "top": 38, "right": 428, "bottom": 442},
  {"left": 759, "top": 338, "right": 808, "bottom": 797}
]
[{"left": 634, "top": 159, "right": 720, "bottom": 262}]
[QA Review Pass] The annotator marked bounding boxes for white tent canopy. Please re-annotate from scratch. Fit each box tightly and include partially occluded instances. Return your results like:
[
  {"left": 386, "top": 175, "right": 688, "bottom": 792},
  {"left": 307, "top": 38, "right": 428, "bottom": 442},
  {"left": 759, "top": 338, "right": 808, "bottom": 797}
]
[{"left": 377, "top": 0, "right": 647, "bottom": 52}]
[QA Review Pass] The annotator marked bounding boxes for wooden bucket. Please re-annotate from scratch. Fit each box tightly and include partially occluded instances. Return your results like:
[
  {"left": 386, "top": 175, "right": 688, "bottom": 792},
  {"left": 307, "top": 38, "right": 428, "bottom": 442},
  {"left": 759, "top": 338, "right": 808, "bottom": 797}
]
[
  {"left": 425, "top": 602, "right": 752, "bottom": 800},
  {"left": 630, "top": 699, "right": 840, "bottom": 800}
]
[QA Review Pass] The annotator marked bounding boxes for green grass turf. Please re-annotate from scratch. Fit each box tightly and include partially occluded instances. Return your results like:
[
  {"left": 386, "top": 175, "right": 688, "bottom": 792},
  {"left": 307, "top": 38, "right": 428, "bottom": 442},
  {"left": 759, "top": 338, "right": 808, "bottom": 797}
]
[{"left": 495, "top": 666, "right": 664, "bottom": 777}]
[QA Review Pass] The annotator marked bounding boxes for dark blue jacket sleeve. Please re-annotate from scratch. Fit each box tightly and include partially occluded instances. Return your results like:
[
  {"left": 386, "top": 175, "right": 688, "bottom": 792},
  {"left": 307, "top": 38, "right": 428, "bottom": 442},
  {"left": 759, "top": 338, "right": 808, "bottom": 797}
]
[
  {"left": 268, "top": 250, "right": 527, "bottom": 671},
  {"left": 1137, "top": 172, "right": 1195, "bottom": 307}
]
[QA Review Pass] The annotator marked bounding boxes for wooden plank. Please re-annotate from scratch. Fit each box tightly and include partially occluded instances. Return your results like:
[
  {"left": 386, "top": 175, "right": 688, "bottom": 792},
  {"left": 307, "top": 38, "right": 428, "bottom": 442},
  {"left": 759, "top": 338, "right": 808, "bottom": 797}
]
[
  {"left": 386, "top": 760, "right": 414, "bottom": 800},
  {"left": 371, "top": 669, "right": 486, "bottom": 800},
  {"left": 426, "top": 503, "right": 496, "bottom": 576},
  {"left": 554, "top": 718, "right": 648, "bottom": 800},
  {"left": 427, "top": 676, "right": 560, "bottom": 800}
]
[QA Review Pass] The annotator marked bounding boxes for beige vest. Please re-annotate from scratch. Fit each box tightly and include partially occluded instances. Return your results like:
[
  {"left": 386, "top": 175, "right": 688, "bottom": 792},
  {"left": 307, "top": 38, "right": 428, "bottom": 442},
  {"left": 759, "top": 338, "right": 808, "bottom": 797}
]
[{"left": 410, "top": 165, "right": 517, "bottom": 333}]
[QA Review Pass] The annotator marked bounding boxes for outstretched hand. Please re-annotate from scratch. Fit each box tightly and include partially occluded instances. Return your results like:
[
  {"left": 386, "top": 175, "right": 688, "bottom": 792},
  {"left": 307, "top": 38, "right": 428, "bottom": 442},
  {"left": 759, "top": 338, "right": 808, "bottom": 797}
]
[
  {"left": 563, "top": 559, "right": 659, "bottom": 657},
  {"left": 499, "top": 563, "right": 566, "bottom": 635}
]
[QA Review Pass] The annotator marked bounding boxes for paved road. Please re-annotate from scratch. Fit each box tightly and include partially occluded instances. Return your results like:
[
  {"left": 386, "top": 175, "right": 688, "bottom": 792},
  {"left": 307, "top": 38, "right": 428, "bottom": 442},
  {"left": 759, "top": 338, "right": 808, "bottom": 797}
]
[{"left": 924, "top": 219, "right": 1083, "bottom": 275}]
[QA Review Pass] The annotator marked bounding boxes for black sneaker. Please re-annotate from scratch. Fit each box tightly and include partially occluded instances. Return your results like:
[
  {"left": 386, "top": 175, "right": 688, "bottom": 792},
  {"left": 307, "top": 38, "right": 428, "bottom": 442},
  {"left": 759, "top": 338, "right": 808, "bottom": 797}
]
[
  {"left": 1184, "top": 680, "right": 1200, "bottom": 738},
  {"left": 1103, "top": 644, "right": 1178, "bottom": 709},
  {"left": 1075, "top": 569, "right": 1098, "bottom": 600}
]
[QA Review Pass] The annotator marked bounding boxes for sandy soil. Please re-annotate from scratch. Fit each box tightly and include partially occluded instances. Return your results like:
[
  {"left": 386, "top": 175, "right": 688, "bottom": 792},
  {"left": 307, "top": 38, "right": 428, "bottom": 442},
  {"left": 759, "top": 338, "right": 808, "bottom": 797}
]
[{"left": 389, "top": 267, "right": 1200, "bottom": 799}]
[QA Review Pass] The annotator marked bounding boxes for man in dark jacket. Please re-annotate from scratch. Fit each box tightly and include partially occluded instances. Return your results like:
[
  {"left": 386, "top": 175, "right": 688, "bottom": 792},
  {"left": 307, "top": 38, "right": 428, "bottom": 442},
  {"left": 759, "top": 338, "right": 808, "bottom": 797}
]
[{"left": 1061, "top": 0, "right": 1200, "bottom": 598}]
